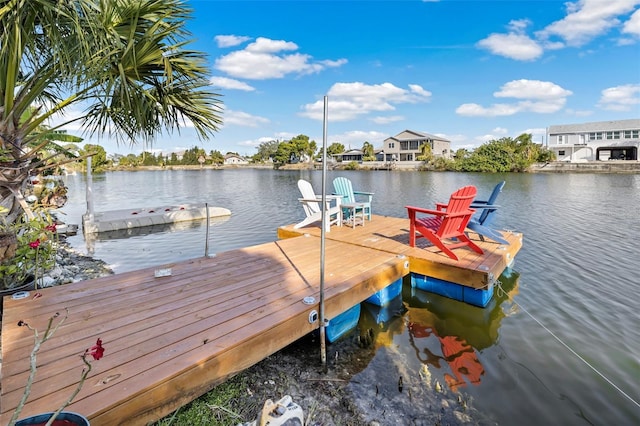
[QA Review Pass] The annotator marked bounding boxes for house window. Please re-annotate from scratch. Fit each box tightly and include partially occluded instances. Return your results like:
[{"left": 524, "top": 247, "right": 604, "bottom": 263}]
[
  {"left": 606, "top": 131, "right": 621, "bottom": 140},
  {"left": 558, "top": 150, "right": 565, "bottom": 156},
  {"left": 589, "top": 132, "right": 603, "bottom": 140},
  {"left": 388, "top": 142, "right": 395, "bottom": 149},
  {"left": 558, "top": 135, "right": 564, "bottom": 144},
  {"left": 624, "top": 130, "right": 639, "bottom": 139}
]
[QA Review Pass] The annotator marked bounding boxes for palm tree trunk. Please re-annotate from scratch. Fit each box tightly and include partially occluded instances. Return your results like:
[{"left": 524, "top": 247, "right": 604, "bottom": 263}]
[{"left": 0, "top": 161, "right": 35, "bottom": 223}]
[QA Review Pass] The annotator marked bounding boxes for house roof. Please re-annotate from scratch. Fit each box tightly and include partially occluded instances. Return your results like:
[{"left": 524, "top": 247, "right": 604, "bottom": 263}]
[
  {"left": 548, "top": 119, "right": 640, "bottom": 134},
  {"left": 385, "top": 129, "right": 451, "bottom": 142}
]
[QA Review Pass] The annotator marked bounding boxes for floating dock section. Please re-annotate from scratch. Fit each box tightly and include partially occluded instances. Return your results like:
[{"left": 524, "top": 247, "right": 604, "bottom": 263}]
[
  {"left": 82, "top": 203, "right": 231, "bottom": 234},
  {"left": 278, "top": 214, "right": 522, "bottom": 307}
]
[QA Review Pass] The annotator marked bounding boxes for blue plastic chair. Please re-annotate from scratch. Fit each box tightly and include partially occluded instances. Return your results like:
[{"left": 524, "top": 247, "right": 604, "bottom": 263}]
[{"left": 467, "top": 181, "right": 509, "bottom": 245}]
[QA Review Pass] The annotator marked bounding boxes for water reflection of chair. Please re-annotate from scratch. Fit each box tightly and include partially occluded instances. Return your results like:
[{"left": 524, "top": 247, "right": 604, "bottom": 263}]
[
  {"left": 407, "top": 314, "right": 484, "bottom": 392},
  {"left": 403, "top": 271, "right": 520, "bottom": 391}
]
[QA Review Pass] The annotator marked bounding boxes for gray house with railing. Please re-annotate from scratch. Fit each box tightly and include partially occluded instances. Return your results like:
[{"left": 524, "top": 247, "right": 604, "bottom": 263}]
[
  {"left": 381, "top": 130, "right": 451, "bottom": 162},
  {"left": 547, "top": 119, "right": 640, "bottom": 162}
]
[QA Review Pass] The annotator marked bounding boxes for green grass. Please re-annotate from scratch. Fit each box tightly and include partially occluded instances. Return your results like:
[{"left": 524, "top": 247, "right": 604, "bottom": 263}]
[{"left": 153, "top": 375, "right": 256, "bottom": 426}]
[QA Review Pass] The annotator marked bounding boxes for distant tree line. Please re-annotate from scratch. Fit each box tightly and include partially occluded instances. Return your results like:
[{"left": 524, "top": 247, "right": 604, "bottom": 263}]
[
  {"left": 74, "top": 132, "right": 554, "bottom": 173},
  {"left": 249, "top": 132, "right": 553, "bottom": 172},
  {"left": 71, "top": 145, "right": 229, "bottom": 171}
]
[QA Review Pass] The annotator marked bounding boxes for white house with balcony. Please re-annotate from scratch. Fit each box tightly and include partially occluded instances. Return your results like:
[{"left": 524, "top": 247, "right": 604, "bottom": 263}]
[{"left": 547, "top": 119, "right": 640, "bottom": 162}]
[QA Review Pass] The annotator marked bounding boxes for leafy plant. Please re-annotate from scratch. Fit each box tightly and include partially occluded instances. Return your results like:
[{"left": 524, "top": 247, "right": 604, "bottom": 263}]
[
  {"left": 0, "top": 214, "right": 58, "bottom": 290},
  {"left": 1, "top": 0, "right": 223, "bottom": 225}
]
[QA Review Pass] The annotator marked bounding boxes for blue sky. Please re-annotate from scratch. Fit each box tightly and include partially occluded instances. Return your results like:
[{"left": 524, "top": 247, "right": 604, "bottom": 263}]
[{"left": 69, "top": 0, "right": 640, "bottom": 156}]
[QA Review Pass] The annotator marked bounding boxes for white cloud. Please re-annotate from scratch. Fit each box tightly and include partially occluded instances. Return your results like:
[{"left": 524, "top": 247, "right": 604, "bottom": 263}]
[
  {"left": 456, "top": 103, "right": 521, "bottom": 117},
  {"left": 457, "top": 79, "right": 572, "bottom": 117},
  {"left": 299, "top": 82, "right": 432, "bottom": 121},
  {"left": 437, "top": 133, "right": 469, "bottom": 146},
  {"left": 215, "top": 35, "right": 251, "bottom": 48},
  {"left": 235, "top": 133, "right": 298, "bottom": 149},
  {"left": 477, "top": 19, "right": 544, "bottom": 61},
  {"left": 409, "top": 84, "right": 433, "bottom": 97},
  {"left": 508, "top": 19, "right": 532, "bottom": 33},
  {"left": 494, "top": 79, "right": 573, "bottom": 100},
  {"left": 237, "top": 136, "right": 272, "bottom": 148},
  {"left": 479, "top": 1, "right": 640, "bottom": 60},
  {"left": 330, "top": 130, "right": 388, "bottom": 149},
  {"left": 223, "top": 110, "right": 270, "bottom": 127},
  {"left": 597, "top": 83, "right": 640, "bottom": 111},
  {"left": 214, "top": 37, "right": 347, "bottom": 80},
  {"left": 246, "top": 37, "right": 299, "bottom": 54},
  {"left": 492, "top": 127, "right": 509, "bottom": 135},
  {"left": 209, "top": 76, "right": 255, "bottom": 91},
  {"left": 477, "top": 133, "right": 500, "bottom": 143},
  {"left": 477, "top": 33, "right": 544, "bottom": 61},
  {"left": 622, "top": 8, "right": 640, "bottom": 35},
  {"left": 536, "top": 0, "right": 640, "bottom": 47},
  {"left": 522, "top": 127, "right": 548, "bottom": 142}
]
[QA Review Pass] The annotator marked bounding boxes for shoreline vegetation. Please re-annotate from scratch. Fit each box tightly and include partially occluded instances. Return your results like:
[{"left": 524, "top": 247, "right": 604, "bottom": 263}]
[{"left": 93, "top": 160, "right": 640, "bottom": 174}]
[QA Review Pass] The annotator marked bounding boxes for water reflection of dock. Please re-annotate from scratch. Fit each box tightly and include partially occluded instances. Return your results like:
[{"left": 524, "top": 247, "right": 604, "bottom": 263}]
[{"left": 82, "top": 215, "right": 230, "bottom": 254}]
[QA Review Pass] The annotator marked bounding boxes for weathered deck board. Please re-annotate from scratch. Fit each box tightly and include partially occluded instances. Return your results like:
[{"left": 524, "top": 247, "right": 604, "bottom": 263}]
[
  {"left": 1, "top": 215, "right": 522, "bottom": 425},
  {"left": 278, "top": 214, "right": 523, "bottom": 289},
  {"left": 1, "top": 236, "right": 408, "bottom": 425}
]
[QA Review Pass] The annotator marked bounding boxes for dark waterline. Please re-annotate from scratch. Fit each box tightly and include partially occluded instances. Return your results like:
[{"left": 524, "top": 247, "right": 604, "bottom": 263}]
[{"left": 58, "top": 169, "right": 640, "bottom": 425}]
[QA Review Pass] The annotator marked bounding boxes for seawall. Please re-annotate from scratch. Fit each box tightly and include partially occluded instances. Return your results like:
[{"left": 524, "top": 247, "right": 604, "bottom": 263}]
[{"left": 528, "top": 161, "right": 640, "bottom": 174}]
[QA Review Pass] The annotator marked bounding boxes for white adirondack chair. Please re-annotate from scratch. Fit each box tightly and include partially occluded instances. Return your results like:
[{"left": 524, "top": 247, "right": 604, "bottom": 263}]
[{"left": 294, "top": 179, "right": 342, "bottom": 232}]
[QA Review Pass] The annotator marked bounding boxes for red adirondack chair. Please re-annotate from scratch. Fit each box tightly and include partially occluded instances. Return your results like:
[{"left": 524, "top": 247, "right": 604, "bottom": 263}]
[{"left": 406, "top": 185, "right": 484, "bottom": 261}]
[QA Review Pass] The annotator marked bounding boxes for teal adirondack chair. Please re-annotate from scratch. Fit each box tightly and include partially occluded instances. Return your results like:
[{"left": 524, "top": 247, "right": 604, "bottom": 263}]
[
  {"left": 467, "top": 181, "right": 509, "bottom": 245},
  {"left": 332, "top": 177, "right": 374, "bottom": 221}
]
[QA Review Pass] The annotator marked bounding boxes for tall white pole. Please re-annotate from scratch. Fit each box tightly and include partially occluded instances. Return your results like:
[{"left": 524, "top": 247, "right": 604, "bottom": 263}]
[
  {"left": 85, "top": 155, "right": 94, "bottom": 222},
  {"left": 319, "top": 95, "right": 328, "bottom": 369}
]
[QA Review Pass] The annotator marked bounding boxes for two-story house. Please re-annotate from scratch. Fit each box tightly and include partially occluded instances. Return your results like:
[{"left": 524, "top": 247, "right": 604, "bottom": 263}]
[
  {"left": 223, "top": 154, "right": 249, "bottom": 165},
  {"left": 382, "top": 130, "right": 451, "bottom": 162},
  {"left": 547, "top": 119, "right": 640, "bottom": 162}
]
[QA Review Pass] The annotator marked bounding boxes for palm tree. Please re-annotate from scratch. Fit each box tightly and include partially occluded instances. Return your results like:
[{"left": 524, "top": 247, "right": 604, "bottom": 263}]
[
  {"left": 361, "top": 141, "right": 374, "bottom": 160},
  {"left": 0, "top": 0, "right": 223, "bottom": 224},
  {"left": 417, "top": 141, "right": 433, "bottom": 162}
]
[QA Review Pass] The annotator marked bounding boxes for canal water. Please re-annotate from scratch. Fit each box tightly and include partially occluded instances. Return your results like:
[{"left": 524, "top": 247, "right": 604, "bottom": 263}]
[{"left": 58, "top": 169, "right": 640, "bottom": 425}]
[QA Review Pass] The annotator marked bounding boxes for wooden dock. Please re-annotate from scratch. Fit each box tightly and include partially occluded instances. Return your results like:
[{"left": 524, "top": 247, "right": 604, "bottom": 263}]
[{"left": 1, "top": 215, "right": 521, "bottom": 425}]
